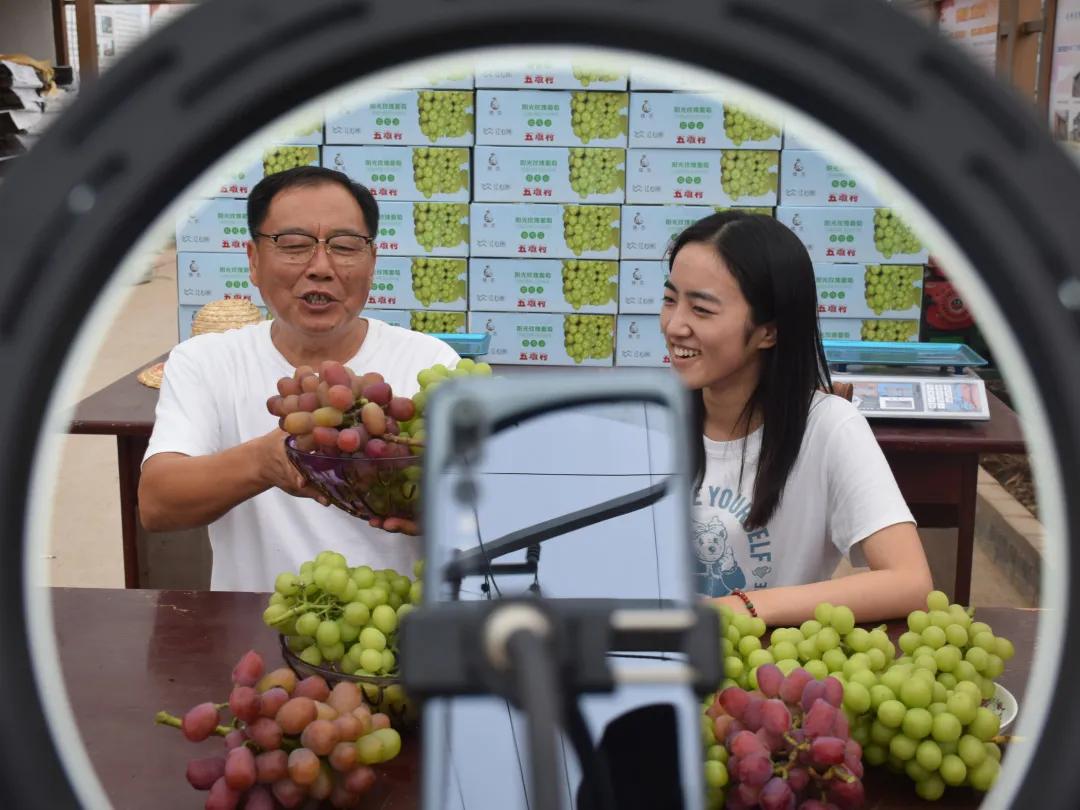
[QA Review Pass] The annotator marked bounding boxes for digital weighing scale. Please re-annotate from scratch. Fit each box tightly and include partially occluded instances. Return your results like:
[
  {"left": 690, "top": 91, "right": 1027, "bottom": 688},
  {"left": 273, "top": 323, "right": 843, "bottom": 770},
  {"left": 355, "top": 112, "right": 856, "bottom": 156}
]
[{"left": 823, "top": 340, "right": 991, "bottom": 421}]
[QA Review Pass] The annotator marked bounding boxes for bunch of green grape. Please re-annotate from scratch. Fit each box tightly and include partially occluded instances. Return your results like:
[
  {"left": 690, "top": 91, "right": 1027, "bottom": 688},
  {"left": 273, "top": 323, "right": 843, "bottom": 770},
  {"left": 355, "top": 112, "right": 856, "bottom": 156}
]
[
  {"left": 410, "top": 358, "right": 492, "bottom": 430},
  {"left": 563, "top": 314, "right": 614, "bottom": 363},
  {"left": 570, "top": 92, "right": 629, "bottom": 143},
  {"left": 412, "top": 147, "right": 469, "bottom": 198},
  {"left": 720, "top": 150, "right": 779, "bottom": 200},
  {"left": 861, "top": 319, "right": 919, "bottom": 342},
  {"left": 410, "top": 310, "right": 466, "bottom": 334},
  {"left": 411, "top": 258, "right": 467, "bottom": 306},
  {"left": 723, "top": 105, "right": 781, "bottom": 145},
  {"left": 263, "top": 554, "right": 422, "bottom": 677},
  {"left": 417, "top": 90, "right": 474, "bottom": 141},
  {"left": 568, "top": 148, "right": 625, "bottom": 197},
  {"left": 704, "top": 590, "right": 1014, "bottom": 801},
  {"left": 413, "top": 202, "right": 469, "bottom": 251},
  {"left": 562, "top": 205, "right": 620, "bottom": 254},
  {"left": 561, "top": 260, "right": 617, "bottom": 309},
  {"left": 571, "top": 66, "right": 622, "bottom": 86},
  {"left": 263, "top": 146, "right": 319, "bottom": 177},
  {"left": 874, "top": 209, "right": 923, "bottom": 258},
  {"left": 865, "top": 265, "right": 923, "bottom": 315}
]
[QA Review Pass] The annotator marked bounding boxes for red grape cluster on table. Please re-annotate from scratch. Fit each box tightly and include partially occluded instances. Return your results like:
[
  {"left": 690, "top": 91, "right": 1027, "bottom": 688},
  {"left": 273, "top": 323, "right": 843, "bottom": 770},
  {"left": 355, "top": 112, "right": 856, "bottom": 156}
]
[{"left": 156, "top": 649, "right": 402, "bottom": 809}]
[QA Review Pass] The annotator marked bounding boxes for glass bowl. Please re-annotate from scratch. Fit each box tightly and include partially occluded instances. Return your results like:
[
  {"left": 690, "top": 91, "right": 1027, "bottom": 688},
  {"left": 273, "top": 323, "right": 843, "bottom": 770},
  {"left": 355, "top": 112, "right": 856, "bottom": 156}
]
[
  {"left": 284, "top": 436, "right": 421, "bottom": 521},
  {"left": 279, "top": 634, "right": 419, "bottom": 730}
]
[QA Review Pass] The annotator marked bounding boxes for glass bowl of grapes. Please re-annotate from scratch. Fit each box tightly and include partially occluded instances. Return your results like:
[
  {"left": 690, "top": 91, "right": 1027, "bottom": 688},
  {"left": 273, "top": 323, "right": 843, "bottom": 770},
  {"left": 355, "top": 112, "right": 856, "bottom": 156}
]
[{"left": 284, "top": 437, "right": 421, "bottom": 522}]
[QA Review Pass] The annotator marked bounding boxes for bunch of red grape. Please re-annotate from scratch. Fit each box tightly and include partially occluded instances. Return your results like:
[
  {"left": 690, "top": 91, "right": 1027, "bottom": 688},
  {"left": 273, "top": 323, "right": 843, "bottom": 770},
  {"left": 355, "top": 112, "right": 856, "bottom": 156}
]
[
  {"left": 156, "top": 649, "right": 402, "bottom": 809},
  {"left": 703, "top": 663, "right": 865, "bottom": 810},
  {"left": 266, "top": 360, "right": 421, "bottom": 458}
]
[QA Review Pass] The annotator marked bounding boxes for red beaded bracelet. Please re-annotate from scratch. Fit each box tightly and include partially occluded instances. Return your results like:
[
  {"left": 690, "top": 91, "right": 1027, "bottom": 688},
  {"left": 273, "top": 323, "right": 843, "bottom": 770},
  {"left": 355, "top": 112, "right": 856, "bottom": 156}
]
[{"left": 731, "top": 588, "right": 758, "bottom": 618}]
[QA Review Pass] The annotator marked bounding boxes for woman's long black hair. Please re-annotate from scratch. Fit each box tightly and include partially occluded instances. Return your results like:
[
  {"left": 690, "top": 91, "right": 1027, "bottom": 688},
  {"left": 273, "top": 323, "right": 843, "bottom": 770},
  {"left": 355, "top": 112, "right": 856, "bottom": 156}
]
[{"left": 668, "top": 210, "right": 832, "bottom": 530}]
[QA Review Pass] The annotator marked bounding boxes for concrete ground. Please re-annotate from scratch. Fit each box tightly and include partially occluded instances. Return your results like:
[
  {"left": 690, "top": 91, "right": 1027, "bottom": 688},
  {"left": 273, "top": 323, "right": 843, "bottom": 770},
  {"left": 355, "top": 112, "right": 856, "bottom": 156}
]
[{"left": 42, "top": 248, "right": 1039, "bottom": 609}]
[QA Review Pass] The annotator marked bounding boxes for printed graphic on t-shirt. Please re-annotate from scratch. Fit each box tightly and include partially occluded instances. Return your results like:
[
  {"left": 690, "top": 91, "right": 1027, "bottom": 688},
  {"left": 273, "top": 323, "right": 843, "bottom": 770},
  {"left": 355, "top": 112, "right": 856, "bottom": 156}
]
[
  {"left": 692, "top": 515, "right": 747, "bottom": 597},
  {"left": 693, "top": 485, "right": 774, "bottom": 595}
]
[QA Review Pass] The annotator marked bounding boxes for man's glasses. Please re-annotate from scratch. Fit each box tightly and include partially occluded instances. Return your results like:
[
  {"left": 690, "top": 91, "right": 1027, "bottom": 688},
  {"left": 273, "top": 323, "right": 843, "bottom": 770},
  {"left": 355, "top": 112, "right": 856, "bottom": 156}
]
[{"left": 252, "top": 231, "right": 375, "bottom": 265}]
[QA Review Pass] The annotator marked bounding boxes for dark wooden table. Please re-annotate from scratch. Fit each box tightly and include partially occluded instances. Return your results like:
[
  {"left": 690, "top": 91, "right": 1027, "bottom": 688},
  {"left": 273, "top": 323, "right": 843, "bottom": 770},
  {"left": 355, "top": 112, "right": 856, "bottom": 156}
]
[
  {"left": 52, "top": 588, "right": 1040, "bottom": 809},
  {"left": 69, "top": 361, "right": 1028, "bottom": 598}
]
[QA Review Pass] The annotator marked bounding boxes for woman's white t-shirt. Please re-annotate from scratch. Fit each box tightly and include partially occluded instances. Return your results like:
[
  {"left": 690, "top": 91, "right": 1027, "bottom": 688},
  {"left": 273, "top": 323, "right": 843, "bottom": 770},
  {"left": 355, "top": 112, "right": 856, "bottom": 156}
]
[
  {"left": 144, "top": 318, "right": 460, "bottom": 591},
  {"left": 691, "top": 393, "right": 914, "bottom": 597}
]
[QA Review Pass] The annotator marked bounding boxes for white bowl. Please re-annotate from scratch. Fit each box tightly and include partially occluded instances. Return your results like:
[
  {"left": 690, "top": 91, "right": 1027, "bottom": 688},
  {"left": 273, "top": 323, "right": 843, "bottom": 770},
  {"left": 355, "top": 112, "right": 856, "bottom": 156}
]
[{"left": 984, "top": 682, "right": 1018, "bottom": 733}]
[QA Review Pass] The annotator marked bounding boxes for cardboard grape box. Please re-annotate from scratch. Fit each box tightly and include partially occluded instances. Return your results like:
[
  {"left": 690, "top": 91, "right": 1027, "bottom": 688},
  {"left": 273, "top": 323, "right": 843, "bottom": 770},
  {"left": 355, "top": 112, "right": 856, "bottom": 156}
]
[
  {"left": 178, "top": 305, "right": 269, "bottom": 342},
  {"left": 474, "top": 90, "right": 628, "bottom": 147},
  {"left": 366, "top": 256, "right": 467, "bottom": 311},
  {"left": 818, "top": 317, "right": 920, "bottom": 343},
  {"left": 618, "top": 260, "right": 668, "bottom": 314},
  {"left": 374, "top": 201, "right": 469, "bottom": 257},
  {"left": 177, "top": 253, "right": 264, "bottom": 307},
  {"left": 175, "top": 198, "right": 251, "bottom": 253},
  {"left": 469, "top": 203, "right": 620, "bottom": 260},
  {"left": 469, "top": 311, "right": 615, "bottom": 366},
  {"left": 366, "top": 309, "right": 468, "bottom": 333},
  {"left": 467, "top": 258, "right": 618, "bottom": 314},
  {"left": 386, "top": 68, "right": 474, "bottom": 89},
  {"left": 628, "top": 68, "right": 724, "bottom": 92},
  {"left": 322, "top": 146, "right": 470, "bottom": 202},
  {"left": 474, "top": 59, "right": 627, "bottom": 90},
  {"left": 615, "top": 315, "right": 670, "bottom": 367},
  {"left": 775, "top": 207, "right": 929, "bottom": 264},
  {"left": 210, "top": 145, "right": 322, "bottom": 198},
  {"left": 628, "top": 93, "right": 782, "bottom": 151},
  {"left": 813, "top": 263, "right": 923, "bottom": 321},
  {"left": 619, "top": 204, "right": 775, "bottom": 260},
  {"left": 324, "top": 90, "right": 474, "bottom": 146},
  {"left": 779, "top": 150, "right": 882, "bottom": 208},
  {"left": 472, "top": 146, "right": 625, "bottom": 204},
  {"left": 626, "top": 149, "right": 779, "bottom": 206}
]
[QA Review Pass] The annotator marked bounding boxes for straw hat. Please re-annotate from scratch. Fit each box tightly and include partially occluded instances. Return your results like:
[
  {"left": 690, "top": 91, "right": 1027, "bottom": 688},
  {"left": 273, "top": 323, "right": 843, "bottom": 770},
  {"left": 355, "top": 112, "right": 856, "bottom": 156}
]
[
  {"left": 191, "top": 298, "right": 264, "bottom": 337},
  {"left": 136, "top": 361, "right": 165, "bottom": 389}
]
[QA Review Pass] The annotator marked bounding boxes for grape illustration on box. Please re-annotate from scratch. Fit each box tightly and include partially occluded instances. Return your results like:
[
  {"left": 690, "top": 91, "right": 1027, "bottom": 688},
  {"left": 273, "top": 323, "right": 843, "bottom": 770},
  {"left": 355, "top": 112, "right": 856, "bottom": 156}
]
[{"left": 693, "top": 515, "right": 747, "bottom": 597}]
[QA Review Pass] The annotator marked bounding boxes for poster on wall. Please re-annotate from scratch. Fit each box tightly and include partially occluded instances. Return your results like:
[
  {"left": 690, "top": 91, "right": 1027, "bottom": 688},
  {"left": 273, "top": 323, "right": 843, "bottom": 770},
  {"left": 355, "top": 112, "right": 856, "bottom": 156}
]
[
  {"left": 937, "top": 0, "right": 1001, "bottom": 75},
  {"left": 1049, "top": 0, "right": 1080, "bottom": 156}
]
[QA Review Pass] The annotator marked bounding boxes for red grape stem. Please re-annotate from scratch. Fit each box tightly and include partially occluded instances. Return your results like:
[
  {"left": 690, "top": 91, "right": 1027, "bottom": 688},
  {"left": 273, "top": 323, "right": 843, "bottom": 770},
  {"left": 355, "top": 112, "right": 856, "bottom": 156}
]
[{"left": 154, "top": 710, "right": 232, "bottom": 738}]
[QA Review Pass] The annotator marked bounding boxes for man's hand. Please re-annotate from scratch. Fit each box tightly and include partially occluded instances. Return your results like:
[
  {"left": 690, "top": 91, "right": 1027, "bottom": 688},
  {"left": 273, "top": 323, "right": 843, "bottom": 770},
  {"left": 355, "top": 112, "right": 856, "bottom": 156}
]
[
  {"left": 368, "top": 516, "right": 420, "bottom": 536},
  {"left": 255, "top": 428, "right": 330, "bottom": 506}
]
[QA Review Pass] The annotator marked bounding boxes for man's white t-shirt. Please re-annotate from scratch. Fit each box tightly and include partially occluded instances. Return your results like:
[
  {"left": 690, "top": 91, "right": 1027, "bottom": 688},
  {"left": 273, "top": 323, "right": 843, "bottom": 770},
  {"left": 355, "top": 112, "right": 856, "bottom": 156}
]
[
  {"left": 144, "top": 318, "right": 460, "bottom": 591},
  {"left": 691, "top": 392, "right": 914, "bottom": 597}
]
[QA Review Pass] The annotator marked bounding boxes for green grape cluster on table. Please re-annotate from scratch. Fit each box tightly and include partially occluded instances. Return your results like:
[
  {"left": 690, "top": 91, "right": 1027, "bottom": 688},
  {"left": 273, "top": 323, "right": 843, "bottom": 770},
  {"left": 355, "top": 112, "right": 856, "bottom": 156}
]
[
  {"left": 570, "top": 92, "right": 628, "bottom": 143},
  {"left": 412, "top": 147, "right": 469, "bottom": 198},
  {"left": 562, "top": 205, "right": 620, "bottom": 255},
  {"left": 720, "top": 150, "right": 779, "bottom": 200},
  {"left": 411, "top": 310, "right": 466, "bottom": 334},
  {"left": 564, "top": 314, "right": 614, "bottom": 363},
  {"left": 702, "top": 591, "right": 1015, "bottom": 804},
  {"left": 874, "top": 209, "right": 923, "bottom": 258},
  {"left": 561, "top": 260, "right": 617, "bottom": 309},
  {"left": 723, "top": 105, "right": 781, "bottom": 145},
  {"left": 571, "top": 66, "right": 622, "bottom": 86},
  {"left": 568, "top": 148, "right": 625, "bottom": 197},
  {"left": 410, "top": 258, "right": 467, "bottom": 306},
  {"left": 861, "top": 319, "right": 919, "bottom": 342},
  {"left": 865, "top": 265, "right": 923, "bottom": 315},
  {"left": 417, "top": 90, "right": 473, "bottom": 141},
  {"left": 413, "top": 202, "right": 468, "bottom": 251},
  {"left": 263, "top": 146, "right": 319, "bottom": 177}
]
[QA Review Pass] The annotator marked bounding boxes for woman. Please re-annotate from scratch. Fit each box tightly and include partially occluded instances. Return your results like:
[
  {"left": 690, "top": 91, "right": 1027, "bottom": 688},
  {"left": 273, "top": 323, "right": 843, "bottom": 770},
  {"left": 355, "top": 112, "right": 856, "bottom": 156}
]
[{"left": 661, "top": 211, "right": 932, "bottom": 624}]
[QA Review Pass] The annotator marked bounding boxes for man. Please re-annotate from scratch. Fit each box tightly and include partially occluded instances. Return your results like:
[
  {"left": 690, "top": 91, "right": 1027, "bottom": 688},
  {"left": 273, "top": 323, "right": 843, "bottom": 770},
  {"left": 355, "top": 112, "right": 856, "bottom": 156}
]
[{"left": 139, "top": 166, "right": 459, "bottom": 590}]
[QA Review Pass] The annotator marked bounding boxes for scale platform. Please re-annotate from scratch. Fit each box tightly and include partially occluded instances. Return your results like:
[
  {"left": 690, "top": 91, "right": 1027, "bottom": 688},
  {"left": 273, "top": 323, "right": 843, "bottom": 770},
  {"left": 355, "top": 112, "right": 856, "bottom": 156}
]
[{"left": 823, "top": 340, "right": 991, "bottom": 422}]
